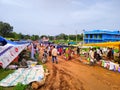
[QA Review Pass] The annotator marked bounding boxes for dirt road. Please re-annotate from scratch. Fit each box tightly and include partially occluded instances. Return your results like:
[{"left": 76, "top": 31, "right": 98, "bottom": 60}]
[{"left": 39, "top": 55, "right": 120, "bottom": 90}]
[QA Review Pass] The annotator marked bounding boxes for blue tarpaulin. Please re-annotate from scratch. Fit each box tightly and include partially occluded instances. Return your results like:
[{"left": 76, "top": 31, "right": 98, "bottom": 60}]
[
  {"left": 0, "top": 36, "right": 30, "bottom": 46},
  {"left": 0, "top": 36, "right": 7, "bottom": 46}
]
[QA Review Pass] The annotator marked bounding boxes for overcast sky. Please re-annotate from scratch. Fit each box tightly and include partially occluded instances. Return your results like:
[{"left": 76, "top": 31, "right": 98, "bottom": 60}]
[{"left": 0, "top": 0, "right": 120, "bottom": 36}]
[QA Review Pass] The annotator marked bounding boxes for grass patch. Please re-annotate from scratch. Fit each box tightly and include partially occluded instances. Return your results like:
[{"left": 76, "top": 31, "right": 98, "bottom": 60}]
[
  {"left": 37, "top": 60, "right": 42, "bottom": 65},
  {"left": 0, "top": 86, "right": 14, "bottom": 90},
  {"left": 0, "top": 69, "right": 14, "bottom": 81},
  {"left": 14, "top": 82, "right": 28, "bottom": 90},
  {"left": 43, "top": 65, "right": 47, "bottom": 71},
  {"left": 0, "top": 68, "right": 15, "bottom": 90}
]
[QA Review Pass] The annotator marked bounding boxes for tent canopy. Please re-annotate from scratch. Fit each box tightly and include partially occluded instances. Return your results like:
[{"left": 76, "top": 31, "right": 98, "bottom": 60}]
[
  {"left": 0, "top": 36, "right": 29, "bottom": 46},
  {"left": 0, "top": 36, "right": 7, "bottom": 46}
]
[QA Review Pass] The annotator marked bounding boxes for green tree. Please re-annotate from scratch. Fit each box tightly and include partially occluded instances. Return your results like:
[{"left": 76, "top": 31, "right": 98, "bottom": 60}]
[
  {"left": 24, "top": 34, "right": 31, "bottom": 40},
  {"left": 0, "top": 21, "right": 13, "bottom": 37},
  {"left": 76, "top": 34, "right": 83, "bottom": 41},
  {"left": 40, "top": 35, "right": 48, "bottom": 39},
  {"left": 11, "top": 32, "right": 19, "bottom": 40},
  {"left": 56, "top": 33, "right": 68, "bottom": 40},
  {"left": 34, "top": 35, "right": 39, "bottom": 40},
  {"left": 69, "top": 34, "right": 76, "bottom": 41},
  {"left": 18, "top": 33, "right": 25, "bottom": 39},
  {"left": 48, "top": 35, "right": 54, "bottom": 40},
  {"left": 31, "top": 35, "right": 39, "bottom": 40}
]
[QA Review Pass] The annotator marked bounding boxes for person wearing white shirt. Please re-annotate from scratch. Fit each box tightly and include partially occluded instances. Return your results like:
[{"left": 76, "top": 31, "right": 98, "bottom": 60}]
[{"left": 52, "top": 46, "right": 58, "bottom": 64}]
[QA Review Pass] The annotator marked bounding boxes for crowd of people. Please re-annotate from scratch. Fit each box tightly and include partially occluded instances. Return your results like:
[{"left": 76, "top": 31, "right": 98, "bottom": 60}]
[
  {"left": 27, "top": 41, "right": 118, "bottom": 66},
  {"left": 86, "top": 47, "right": 115, "bottom": 65},
  {"left": 41, "top": 44, "right": 76, "bottom": 64},
  {"left": 29, "top": 42, "right": 78, "bottom": 64}
]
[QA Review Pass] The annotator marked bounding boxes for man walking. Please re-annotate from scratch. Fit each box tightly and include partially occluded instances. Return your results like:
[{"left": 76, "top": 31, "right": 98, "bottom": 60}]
[{"left": 52, "top": 46, "right": 58, "bottom": 64}]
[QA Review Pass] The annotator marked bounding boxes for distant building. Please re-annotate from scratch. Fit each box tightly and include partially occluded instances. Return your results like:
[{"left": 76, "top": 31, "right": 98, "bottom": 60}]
[{"left": 83, "top": 30, "right": 120, "bottom": 43}]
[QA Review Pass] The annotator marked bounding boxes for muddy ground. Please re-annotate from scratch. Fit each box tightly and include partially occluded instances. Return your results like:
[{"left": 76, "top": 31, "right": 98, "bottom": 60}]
[{"left": 38, "top": 51, "right": 120, "bottom": 90}]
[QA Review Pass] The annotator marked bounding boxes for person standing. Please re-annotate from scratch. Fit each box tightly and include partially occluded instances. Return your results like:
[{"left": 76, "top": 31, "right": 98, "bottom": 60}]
[
  {"left": 65, "top": 48, "right": 69, "bottom": 60},
  {"left": 89, "top": 48, "right": 95, "bottom": 65},
  {"left": 52, "top": 46, "right": 58, "bottom": 64},
  {"left": 77, "top": 46, "right": 80, "bottom": 56}
]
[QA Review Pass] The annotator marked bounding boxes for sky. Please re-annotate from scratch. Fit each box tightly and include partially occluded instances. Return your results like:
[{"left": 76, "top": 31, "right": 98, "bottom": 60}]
[{"left": 0, "top": 0, "right": 120, "bottom": 36}]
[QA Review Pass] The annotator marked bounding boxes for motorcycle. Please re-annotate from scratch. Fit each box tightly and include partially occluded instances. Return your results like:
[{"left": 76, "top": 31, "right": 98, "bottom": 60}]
[{"left": 42, "top": 52, "right": 48, "bottom": 64}]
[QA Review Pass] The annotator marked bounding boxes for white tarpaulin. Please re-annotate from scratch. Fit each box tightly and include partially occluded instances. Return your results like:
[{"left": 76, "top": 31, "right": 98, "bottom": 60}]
[
  {"left": 0, "top": 43, "right": 29, "bottom": 68},
  {"left": 0, "top": 65, "right": 44, "bottom": 86}
]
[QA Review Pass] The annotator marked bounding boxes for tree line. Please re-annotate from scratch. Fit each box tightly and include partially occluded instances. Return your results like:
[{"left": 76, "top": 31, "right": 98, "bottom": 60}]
[{"left": 0, "top": 21, "right": 83, "bottom": 41}]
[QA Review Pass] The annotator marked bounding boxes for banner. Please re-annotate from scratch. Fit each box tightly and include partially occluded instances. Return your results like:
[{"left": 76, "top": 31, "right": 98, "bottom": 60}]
[{"left": 0, "top": 44, "right": 29, "bottom": 68}]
